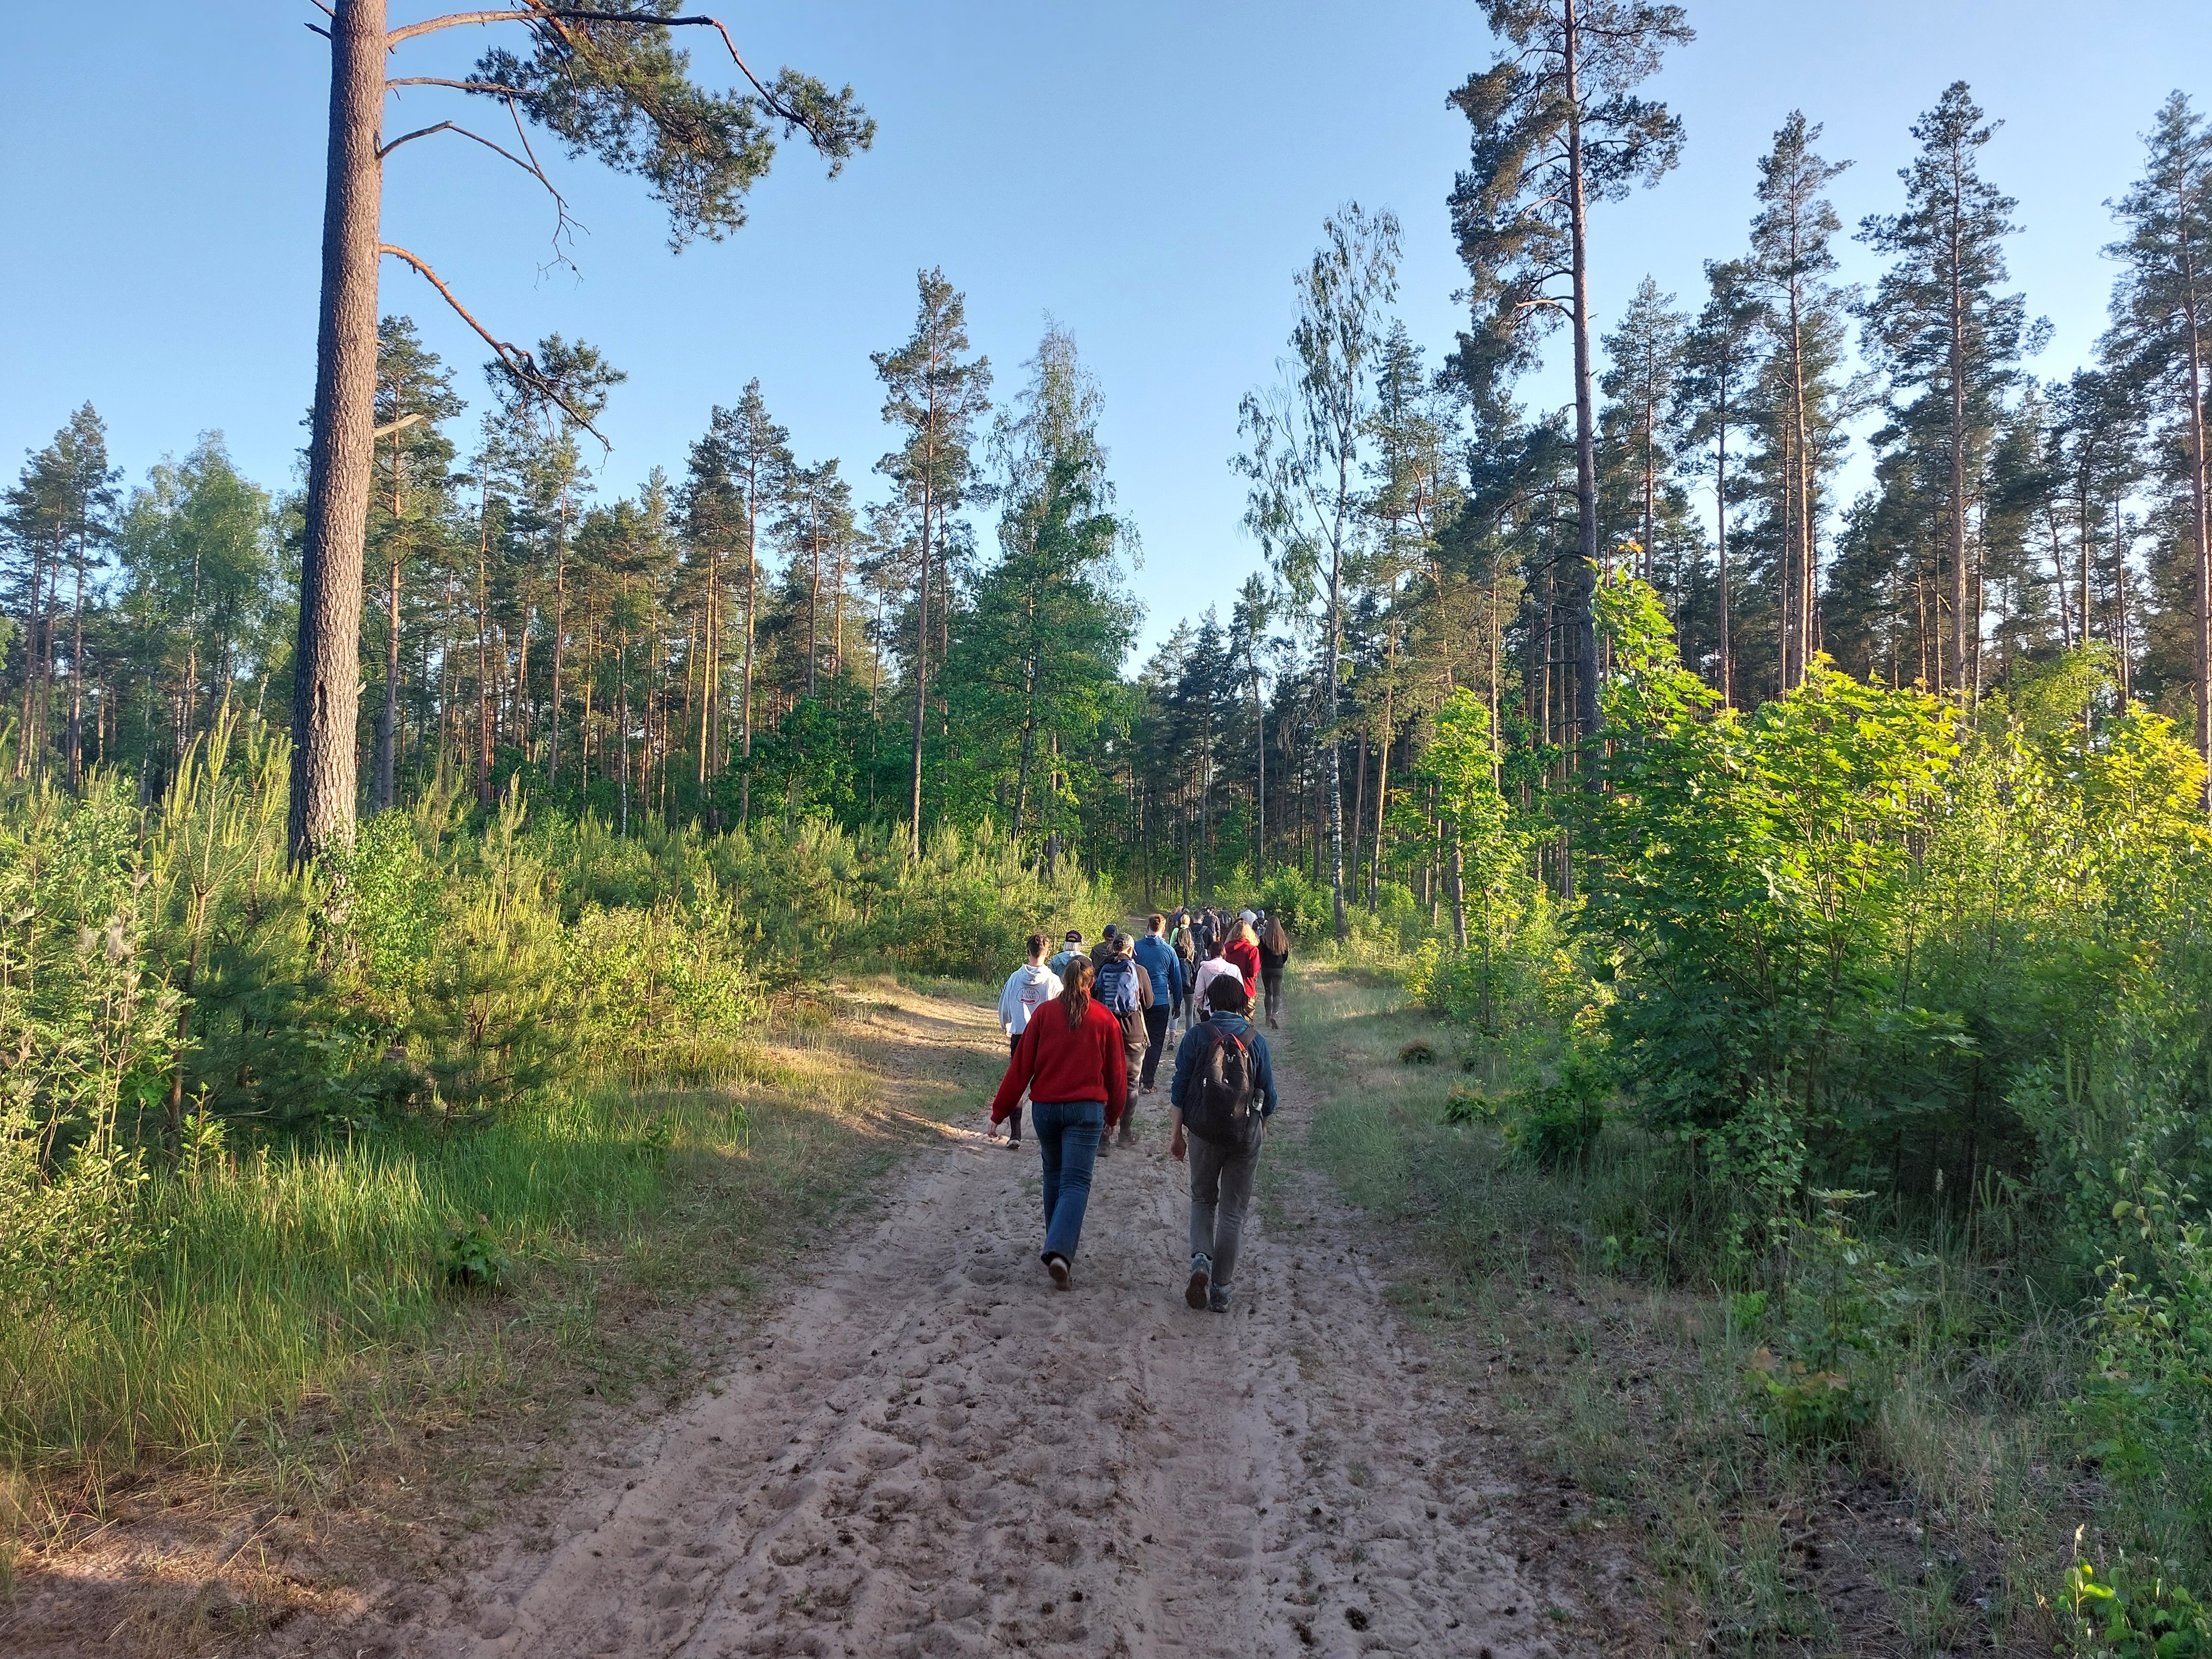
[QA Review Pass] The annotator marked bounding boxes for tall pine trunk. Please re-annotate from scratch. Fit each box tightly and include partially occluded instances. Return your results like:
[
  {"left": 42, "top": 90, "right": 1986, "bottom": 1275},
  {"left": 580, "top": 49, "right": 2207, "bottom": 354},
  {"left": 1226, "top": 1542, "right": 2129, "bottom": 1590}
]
[
  {"left": 1562, "top": 0, "right": 1598, "bottom": 902},
  {"left": 290, "top": 0, "right": 386, "bottom": 866}
]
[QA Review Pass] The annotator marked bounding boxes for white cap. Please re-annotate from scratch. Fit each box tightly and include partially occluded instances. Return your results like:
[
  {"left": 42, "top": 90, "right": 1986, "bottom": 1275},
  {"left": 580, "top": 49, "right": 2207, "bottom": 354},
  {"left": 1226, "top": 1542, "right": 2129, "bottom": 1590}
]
[{"left": 1239, "top": 909, "right": 1257, "bottom": 923}]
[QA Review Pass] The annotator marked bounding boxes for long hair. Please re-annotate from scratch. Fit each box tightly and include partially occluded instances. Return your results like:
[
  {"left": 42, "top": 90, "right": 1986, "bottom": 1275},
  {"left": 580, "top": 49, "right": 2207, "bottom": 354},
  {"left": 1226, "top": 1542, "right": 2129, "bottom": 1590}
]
[
  {"left": 1061, "top": 954, "right": 1095, "bottom": 1030},
  {"left": 1261, "top": 916, "right": 1289, "bottom": 955}
]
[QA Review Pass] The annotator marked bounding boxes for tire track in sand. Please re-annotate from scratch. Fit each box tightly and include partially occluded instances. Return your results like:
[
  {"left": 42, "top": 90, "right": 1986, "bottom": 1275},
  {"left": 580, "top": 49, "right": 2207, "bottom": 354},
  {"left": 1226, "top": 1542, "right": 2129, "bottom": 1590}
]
[{"left": 426, "top": 1048, "right": 1579, "bottom": 1659}]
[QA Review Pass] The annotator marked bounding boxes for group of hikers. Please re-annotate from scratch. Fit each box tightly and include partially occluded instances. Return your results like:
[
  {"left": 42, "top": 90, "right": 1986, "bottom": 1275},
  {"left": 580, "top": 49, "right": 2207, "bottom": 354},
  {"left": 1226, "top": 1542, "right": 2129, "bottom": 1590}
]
[{"left": 989, "top": 905, "right": 1293, "bottom": 1309}]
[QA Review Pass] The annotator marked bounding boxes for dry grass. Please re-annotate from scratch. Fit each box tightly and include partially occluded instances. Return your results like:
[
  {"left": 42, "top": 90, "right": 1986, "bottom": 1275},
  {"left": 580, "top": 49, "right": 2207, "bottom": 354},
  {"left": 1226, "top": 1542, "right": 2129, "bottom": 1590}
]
[{"left": 0, "top": 975, "right": 1005, "bottom": 1658}]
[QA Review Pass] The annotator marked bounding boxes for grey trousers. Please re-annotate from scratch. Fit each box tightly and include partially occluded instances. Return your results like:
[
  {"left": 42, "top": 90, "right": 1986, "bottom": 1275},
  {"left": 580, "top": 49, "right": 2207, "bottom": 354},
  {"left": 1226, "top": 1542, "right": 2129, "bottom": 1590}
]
[{"left": 1187, "top": 1129, "right": 1262, "bottom": 1291}]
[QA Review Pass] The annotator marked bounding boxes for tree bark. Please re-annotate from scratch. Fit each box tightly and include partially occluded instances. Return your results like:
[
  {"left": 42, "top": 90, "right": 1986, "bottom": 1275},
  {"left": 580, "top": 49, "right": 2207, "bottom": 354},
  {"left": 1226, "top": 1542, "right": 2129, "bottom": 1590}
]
[
  {"left": 289, "top": 0, "right": 387, "bottom": 866},
  {"left": 1561, "top": 0, "right": 1598, "bottom": 905}
]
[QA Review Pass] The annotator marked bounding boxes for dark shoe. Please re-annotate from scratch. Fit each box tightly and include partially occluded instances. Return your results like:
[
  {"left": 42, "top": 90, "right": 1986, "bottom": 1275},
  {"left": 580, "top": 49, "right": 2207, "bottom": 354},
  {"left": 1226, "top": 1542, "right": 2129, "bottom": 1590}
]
[
  {"left": 1006, "top": 1134, "right": 1022, "bottom": 1149},
  {"left": 1117, "top": 1127, "right": 1137, "bottom": 1148},
  {"left": 1208, "top": 1287, "right": 1231, "bottom": 1314},
  {"left": 1046, "top": 1254, "right": 1071, "bottom": 1291},
  {"left": 1185, "top": 1257, "right": 1211, "bottom": 1310}
]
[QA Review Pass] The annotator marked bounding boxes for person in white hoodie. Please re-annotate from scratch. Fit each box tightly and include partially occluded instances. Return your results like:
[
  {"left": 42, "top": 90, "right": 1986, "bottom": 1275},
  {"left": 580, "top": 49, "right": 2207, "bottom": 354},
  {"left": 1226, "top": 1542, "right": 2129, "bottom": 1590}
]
[{"left": 996, "top": 932, "right": 1063, "bottom": 1149}]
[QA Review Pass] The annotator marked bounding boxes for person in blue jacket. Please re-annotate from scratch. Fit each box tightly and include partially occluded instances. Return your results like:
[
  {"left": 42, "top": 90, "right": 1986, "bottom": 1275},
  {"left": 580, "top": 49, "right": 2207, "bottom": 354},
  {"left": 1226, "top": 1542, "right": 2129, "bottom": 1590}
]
[{"left": 1132, "top": 913, "right": 1187, "bottom": 1096}]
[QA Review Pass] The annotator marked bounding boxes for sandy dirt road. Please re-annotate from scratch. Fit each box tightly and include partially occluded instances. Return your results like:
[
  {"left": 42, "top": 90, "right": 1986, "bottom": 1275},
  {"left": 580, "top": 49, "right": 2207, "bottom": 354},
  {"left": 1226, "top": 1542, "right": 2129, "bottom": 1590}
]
[{"left": 379, "top": 1036, "right": 1582, "bottom": 1659}]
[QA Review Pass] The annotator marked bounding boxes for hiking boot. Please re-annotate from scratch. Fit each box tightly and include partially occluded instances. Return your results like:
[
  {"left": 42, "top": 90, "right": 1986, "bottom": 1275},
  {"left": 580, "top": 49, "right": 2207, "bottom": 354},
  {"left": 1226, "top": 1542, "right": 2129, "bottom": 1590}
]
[
  {"left": 1046, "top": 1253, "right": 1071, "bottom": 1291},
  {"left": 1185, "top": 1255, "right": 1211, "bottom": 1310}
]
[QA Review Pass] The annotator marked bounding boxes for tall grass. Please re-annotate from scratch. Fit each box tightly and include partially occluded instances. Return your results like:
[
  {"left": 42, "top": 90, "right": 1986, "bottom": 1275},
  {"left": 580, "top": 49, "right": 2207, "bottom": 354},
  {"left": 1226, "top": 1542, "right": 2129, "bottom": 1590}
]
[{"left": 0, "top": 1089, "right": 715, "bottom": 1476}]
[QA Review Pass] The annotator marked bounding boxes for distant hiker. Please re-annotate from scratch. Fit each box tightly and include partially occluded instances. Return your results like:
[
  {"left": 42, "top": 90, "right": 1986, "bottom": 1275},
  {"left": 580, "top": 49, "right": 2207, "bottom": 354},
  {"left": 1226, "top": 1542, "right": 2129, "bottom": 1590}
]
[
  {"left": 1257, "top": 913, "right": 1291, "bottom": 1029},
  {"left": 1133, "top": 913, "right": 1186, "bottom": 1097},
  {"left": 990, "top": 956, "right": 1127, "bottom": 1289},
  {"left": 1092, "top": 935, "right": 1148, "bottom": 1147},
  {"left": 1169, "top": 973, "right": 1279, "bottom": 1314},
  {"left": 1222, "top": 916, "right": 1263, "bottom": 987},
  {"left": 1191, "top": 907, "right": 1218, "bottom": 963},
  {"left": 995, "top": 933, "right": 1063, "bottom": 1148},
  {"left": 1169, "top": 918, "right": 1199, "bottom": 1030},
  {"left": 1047, "top": 929, "right": 1086, "bottom": 978}
]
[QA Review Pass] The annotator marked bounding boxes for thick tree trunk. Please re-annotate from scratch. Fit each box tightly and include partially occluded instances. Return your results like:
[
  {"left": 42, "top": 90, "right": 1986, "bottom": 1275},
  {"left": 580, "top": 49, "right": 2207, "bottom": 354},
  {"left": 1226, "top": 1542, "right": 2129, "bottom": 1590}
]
[{"left": 289, "top": 0, "right": 386, "bottom": 866}]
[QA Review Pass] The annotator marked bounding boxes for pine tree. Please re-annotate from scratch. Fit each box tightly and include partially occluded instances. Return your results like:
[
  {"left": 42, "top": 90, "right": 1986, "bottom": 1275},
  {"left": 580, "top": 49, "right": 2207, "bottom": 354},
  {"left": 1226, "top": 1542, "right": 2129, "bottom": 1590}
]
[
  {"left": 1676, "top": 259, "right": 1765, "bottom": 704},
  {"left": 484, "top": 338, "right": 622, "bottom": 799},
  {"left": 1599, "top": 277, "right": 1689, "bottom": 584},
  {"left": 873, "top": 269, "right": 993, "bottom": 856},
  {"left": 290, "top": 0, "right": 871, "bottom": 865},
  {"left": 1748, "top": 112, "right": 1852, "bottom": 692},
  {"left": 1858, "top": 83, "right": 2037, "bottom": 704},
  {"left": 1447, "top": 0, "right": 1692, "bottom": 760},
  {"left": 366, "top": 317, "right": 465, "bottom": 814},
  {"left": 2103, "top": 91, "right": 2212, "bottom": 791},
  {"left": 708, "top": 381, "right": 793, "bottom": 826}
]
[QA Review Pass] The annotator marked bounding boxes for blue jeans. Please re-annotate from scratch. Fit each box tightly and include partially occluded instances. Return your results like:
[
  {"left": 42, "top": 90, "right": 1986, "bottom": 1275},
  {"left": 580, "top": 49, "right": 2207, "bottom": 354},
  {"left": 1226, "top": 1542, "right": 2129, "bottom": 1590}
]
[{"left": 1030, "top": 1099, "right": 1105, "bottom": 1262}]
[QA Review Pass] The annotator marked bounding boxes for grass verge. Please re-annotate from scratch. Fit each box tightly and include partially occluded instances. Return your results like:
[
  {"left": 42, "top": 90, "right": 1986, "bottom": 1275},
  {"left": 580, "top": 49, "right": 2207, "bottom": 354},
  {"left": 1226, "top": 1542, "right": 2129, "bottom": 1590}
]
[
  {"left": 1277, "top": 960, "right": 2088, "bottom": 1659},
  {"left": 0, "top": 974, "right": 1001, "bottom": 1655}
]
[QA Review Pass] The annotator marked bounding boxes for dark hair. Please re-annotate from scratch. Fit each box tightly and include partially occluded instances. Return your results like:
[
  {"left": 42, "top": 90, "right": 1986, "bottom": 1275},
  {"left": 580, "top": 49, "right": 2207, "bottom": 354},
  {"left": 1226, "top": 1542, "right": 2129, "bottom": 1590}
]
[
  {"left": 1206, "top": 973, "right": 1251, "bottom": 1013},
  {"left": 1261, "top": 917, "right": 1289, "bottom": 955},
  {"left": 1062, "top": 955, "right": 1095, "bottom": 1029},
  {"left": 1027, "top": 932, "right": 1048, "bottom": 958},
  {"left": 1148, "top": 912, "right": 1165, "bottom": 932}
]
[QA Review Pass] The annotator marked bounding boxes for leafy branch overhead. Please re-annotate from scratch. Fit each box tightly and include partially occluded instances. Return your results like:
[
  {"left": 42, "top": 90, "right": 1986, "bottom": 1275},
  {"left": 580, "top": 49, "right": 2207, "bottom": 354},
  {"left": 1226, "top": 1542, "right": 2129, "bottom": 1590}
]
[{"left": 464, "top": 3, "right": 876, "bottom": 248}]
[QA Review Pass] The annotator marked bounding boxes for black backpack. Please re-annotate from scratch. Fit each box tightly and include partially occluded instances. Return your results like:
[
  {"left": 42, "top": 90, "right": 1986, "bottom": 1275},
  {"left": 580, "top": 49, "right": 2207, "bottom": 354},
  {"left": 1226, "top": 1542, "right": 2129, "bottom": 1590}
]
[{"left": 1183, "top": 1025, "right": 1263, "bottom": 1150}]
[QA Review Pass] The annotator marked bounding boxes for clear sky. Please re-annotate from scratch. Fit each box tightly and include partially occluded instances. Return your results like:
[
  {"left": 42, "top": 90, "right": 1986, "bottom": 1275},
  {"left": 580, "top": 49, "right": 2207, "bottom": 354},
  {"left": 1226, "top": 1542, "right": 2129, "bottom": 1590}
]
[{"left": 3, "top": 2, "right": 2207, "bottom": 663}]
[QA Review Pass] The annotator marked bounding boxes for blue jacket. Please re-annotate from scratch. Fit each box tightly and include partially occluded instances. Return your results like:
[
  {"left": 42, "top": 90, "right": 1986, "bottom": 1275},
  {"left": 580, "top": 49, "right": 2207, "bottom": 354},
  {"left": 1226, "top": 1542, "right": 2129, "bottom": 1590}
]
[
  {"left": 1168, "top": 1015, "right": 1278, "bottom": 1118},
  {"left": 1132, "top": 934, "right": 1185, "bottom": 1007}
]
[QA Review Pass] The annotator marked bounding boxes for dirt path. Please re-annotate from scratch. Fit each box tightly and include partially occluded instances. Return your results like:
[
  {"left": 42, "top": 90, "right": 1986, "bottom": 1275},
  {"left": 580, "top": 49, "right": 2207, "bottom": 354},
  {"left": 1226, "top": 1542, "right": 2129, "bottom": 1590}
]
[{"left": 361, "top": 1028, "right": 1580, "bottom": 1659}]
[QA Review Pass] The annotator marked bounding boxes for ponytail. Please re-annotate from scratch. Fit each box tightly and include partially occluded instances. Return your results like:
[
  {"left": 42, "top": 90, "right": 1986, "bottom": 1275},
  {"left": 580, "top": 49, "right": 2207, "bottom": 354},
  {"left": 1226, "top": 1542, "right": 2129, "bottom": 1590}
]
[{"left": 1061, "top": 955, "right": 1095, "bottom": 1030}]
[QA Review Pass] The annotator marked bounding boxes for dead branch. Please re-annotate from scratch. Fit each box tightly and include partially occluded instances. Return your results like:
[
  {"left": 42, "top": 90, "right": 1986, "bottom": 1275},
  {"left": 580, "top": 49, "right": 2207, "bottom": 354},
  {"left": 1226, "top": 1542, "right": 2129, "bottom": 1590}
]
[{"left": 377, "top": 243, "right": 609, "bottom": 447}]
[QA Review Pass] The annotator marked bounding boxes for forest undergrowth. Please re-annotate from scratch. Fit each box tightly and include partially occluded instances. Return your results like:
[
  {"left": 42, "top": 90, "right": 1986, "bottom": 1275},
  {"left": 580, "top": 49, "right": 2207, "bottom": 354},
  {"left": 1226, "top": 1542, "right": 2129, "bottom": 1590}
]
[
  {"left": 1282, "top": 577, "right": 2212, "bottom": 1658},
  {"left": 0, "top": 712, "right": 1084, "bottom": 1618}
]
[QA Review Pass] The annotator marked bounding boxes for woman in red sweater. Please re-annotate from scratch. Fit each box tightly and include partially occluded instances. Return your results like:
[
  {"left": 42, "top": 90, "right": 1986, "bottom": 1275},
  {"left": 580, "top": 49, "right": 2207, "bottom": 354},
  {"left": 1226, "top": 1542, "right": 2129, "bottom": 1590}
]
[
  {"left": 1222, "top": 917, "right": 1263, "bottom": 987},
  {"left": 989, "top": 956, "right": 1127, "bottom": 1288}
]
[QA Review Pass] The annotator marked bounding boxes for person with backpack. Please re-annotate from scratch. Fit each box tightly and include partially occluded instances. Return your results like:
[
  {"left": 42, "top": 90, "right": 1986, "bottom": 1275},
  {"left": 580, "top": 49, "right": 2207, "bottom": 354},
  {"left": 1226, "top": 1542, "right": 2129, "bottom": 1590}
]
[
  {"left": 989, "top": 956, "right": 1127, "bottom": 1289},
  {"left": 995, "top": 933, "right": 1063, "bottom": 1148},
  {"left": 1169, "top": 973, "right": 1279, "bottom": 1313},
  {"left": 1092, "top": 934, "right": 1149, "bottom": 1147},
  {"left": 1132, "top": 913, "right": 1185, "bottom": 1096},
  {"left": 1257, "top": 913, "right": 1291, "bottom": 1029}
]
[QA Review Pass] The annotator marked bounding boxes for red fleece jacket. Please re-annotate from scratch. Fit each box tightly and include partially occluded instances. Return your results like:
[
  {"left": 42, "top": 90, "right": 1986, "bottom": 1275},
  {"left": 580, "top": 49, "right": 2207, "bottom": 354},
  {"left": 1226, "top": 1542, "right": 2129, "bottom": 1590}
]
[
  {"left": 1223, "top": 936, "right": 1262, "bottom": 985},
  {"left": 991, "top": 995, "right": 1128, "bottom": 1128}
]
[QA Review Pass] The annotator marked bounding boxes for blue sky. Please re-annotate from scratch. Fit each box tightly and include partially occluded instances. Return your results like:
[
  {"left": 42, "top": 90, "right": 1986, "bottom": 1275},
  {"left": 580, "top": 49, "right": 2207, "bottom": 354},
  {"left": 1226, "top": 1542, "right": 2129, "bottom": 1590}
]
[{"left": 3, "top": 1, "right": 2206, "bottom": 662}]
